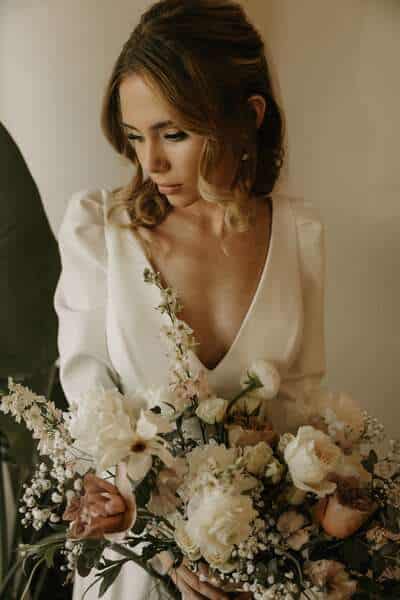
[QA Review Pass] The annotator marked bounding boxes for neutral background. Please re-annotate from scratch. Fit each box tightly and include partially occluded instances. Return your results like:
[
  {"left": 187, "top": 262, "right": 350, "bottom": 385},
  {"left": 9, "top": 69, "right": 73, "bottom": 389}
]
[{"left": 1, "top": 0, "right": 399, "bottom": 435}]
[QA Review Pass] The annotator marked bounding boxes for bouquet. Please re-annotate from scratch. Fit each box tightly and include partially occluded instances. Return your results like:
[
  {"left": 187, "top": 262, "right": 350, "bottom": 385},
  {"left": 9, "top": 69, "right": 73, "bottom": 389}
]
[{"left": 1, "top": 268, "right": 400, "bottom": 600}]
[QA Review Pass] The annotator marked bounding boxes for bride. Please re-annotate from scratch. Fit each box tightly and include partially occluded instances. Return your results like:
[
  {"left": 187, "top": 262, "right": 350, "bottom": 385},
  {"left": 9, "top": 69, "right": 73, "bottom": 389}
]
[{"left": 54, "top": 0, "right": 325, "bottom": 598}]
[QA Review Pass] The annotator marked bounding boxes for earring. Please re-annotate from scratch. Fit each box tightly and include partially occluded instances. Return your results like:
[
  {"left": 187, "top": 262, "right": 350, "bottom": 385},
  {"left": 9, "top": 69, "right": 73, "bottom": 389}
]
[{"left": 241, "top": 152, "right": 249, "bottom": 161}]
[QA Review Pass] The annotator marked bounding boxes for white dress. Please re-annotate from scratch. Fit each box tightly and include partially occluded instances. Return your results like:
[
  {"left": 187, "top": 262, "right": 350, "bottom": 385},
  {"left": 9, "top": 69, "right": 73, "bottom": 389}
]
[{"left": 54, "top": 188, "right": 326, "bottom": 600}]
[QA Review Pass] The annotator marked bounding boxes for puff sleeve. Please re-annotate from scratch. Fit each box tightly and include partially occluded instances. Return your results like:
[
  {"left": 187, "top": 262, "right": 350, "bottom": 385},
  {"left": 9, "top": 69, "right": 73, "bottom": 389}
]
[{"left": 54, "top": 189, "right": 121, "bottom": 405}]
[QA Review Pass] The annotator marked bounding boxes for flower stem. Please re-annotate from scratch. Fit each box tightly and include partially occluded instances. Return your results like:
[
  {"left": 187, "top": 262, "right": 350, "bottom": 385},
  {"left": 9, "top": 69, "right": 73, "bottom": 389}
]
[{"left": 226, "top": 381, "right": 258, "bottom": 415}]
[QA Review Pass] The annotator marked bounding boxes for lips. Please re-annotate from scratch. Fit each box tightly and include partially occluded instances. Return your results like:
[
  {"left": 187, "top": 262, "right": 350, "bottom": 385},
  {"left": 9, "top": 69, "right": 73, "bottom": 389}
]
[{"left": 157, "top": 184, "right": 182, "bottom": 194}]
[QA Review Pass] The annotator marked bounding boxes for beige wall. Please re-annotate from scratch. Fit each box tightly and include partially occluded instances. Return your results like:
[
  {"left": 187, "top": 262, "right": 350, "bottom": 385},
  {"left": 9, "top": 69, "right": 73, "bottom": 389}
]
[
  {"left": 1, "top": 1, "right": 399, "bottom": 434},
  {"left": 245, "top": 0, "right": 400, "bottom": 436}
]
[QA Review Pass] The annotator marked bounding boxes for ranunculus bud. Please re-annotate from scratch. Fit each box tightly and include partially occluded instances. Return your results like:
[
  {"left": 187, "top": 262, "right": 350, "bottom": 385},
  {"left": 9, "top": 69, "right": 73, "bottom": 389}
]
[{"left": 63, "top": 465, "right": 136, "bottom": 540}]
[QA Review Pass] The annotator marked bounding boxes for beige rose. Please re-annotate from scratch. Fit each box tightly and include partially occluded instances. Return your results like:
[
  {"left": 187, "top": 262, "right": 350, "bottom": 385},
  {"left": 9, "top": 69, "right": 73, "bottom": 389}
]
[
  {"left": 305, "top": 560, "right": 358, "bottom": 599},
  {"left": 228, "top": 416, "right": 277, "bottom": 448},
  {"left": 307, "top": 389, "right": 364, "bottom": 451},
  {"left": 284, "top": 426, "right": 344, "bottom": 497},
  {"left": 243, "top": 441, "right": 273, "bottom": 476},
  {"left": 277, "top": 510, "right": 306, "bottom": 536}
]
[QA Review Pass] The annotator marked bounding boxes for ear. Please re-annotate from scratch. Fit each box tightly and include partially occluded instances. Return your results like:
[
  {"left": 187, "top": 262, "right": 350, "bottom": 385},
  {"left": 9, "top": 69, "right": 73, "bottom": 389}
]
[{"left": 247, "top": 94, "right": 266, "bottom": 129}]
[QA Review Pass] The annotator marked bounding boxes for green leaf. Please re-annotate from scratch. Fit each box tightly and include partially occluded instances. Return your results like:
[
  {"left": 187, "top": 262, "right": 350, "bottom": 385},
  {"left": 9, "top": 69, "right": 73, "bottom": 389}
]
[
  {"left": 134, "top": 479, "right": 152, "bottom": 508},
  {"left": 43, "top": 544, "right": 58, "bottom": 568},
  {"left": 77, "top": 553, "right": 93, "bottom": 578},
  {"left": 98, "top": 563, "right": 123, "bottom": 597},
  {"left": 132, "top": 517, "right": 147, "bottom": 535},
  {"left": 361, "top": 449, "right": 378, "bottom": 474}
]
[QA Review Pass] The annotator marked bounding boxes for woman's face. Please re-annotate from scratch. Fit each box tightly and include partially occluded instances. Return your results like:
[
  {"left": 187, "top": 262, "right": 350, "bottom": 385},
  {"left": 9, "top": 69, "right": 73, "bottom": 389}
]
[{"left": 118, "top": 74, "right": 233, "bottom": 210}]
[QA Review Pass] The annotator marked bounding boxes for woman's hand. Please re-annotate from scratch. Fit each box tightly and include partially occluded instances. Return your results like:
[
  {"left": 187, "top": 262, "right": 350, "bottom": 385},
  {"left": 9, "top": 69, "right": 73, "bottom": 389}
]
[
  {"left": 170, "top": 562, "right": 252, "bottom": 600},
  {"left": 170, "top": 560, "right": 231, "bottom": 600}
]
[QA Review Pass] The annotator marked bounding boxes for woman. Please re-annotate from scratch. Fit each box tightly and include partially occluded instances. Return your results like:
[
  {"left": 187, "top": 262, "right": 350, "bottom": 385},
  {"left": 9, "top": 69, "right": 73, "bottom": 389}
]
[{"left": 54, "top": 0, "right": 326, "bottom": 598}]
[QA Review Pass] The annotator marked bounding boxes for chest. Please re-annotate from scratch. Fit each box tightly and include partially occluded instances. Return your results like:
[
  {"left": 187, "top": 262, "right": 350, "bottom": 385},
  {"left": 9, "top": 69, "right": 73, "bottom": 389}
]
[{"left": 140, "top": 208, "right": 271, "bottom": 370}]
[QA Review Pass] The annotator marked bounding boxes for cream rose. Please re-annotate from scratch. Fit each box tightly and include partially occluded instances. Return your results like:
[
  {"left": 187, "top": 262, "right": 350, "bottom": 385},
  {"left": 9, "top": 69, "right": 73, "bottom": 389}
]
[
  {"left": 186, "top": 488, "right": 257, "bottom": 559},
  {"left": 195, "top": 396, "right": 229, "bottom": 424},
  {"left": 284, "top": 426, "right": 344, "bottom": 497}
]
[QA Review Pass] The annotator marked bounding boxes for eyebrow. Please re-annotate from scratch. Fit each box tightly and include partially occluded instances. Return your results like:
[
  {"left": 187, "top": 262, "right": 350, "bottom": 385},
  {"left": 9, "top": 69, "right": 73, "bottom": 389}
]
[{"left": 121, "top": 120, "right": 176, "bottom": 132}]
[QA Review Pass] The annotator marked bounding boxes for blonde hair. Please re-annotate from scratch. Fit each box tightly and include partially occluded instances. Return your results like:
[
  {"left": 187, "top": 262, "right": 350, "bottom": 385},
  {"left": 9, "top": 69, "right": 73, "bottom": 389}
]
[{"left": 101, "top": 0, "right": 285, "bottom": 238}]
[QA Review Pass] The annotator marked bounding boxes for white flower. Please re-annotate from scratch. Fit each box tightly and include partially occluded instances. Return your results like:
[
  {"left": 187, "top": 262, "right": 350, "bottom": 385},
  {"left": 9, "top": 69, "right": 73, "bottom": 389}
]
[
  {"left": 174, "top": 517, "right": 202, "bottom": 561},
  {"left": 186, "top": 487, "right": 257, "bottom": 560},
  {"left": 196, "top": 396, "right": 228, "bottom": 424},
  {"left": 284, "top": 426, "right": 344, "bottom": 497},
  {"left": 125, "top": 411, "right": 175, "bottom": 481},
  {"left": 243, "top": 442, "right": 273, "bottom": 476},
  {"left": 186, "top": 444, "right": 237, "bottom": 481},
  {"left": 67, "top": 386, "right": 174, "bottom": 480},
  {"left": 139, "top": 385, "right": 179, "bottom": 417},
  {"left": 241, "top": 360, "right": 280, "bottom": 401}
]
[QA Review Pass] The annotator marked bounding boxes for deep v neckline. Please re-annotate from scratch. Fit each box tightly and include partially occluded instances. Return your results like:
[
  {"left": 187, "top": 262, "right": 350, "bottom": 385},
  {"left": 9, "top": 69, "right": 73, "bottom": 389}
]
[{"left": 130, "top": 194, "right": 276, "bottom": 373}]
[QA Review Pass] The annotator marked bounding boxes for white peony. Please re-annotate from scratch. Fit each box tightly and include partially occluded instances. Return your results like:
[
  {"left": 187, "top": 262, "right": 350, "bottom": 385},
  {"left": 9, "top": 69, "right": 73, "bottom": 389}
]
[
  {"left": 195, "top": 396, "right": 228, "bottom": 424},
  {"left": 174, "top": 517, "right": 202, "bottom": 561},
  {"left": 240, "top": 360, "right": 281, "bottom": 401},
  {"left": 284, "top": 426, "right": 344, "bottom": 497},
  {"left": 243, "top": 441, "right": 273, "bottom": 476},
  {"left": 186, "top": 487, "right": 257, "bottom": 560}
]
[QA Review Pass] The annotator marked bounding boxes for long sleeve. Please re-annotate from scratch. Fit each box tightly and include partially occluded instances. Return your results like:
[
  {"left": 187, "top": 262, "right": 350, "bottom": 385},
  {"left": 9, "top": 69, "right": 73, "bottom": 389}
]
[
  {"left": 270, "top": 197, "right": 326, "bottom": 432},
  {"left": 54, "top": 189, "right": 121, "bottom": 405}
]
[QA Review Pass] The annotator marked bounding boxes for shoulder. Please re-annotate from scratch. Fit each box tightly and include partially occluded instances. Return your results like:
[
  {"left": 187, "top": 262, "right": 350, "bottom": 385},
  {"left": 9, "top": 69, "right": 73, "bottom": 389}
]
[
  {"left": 274, "top": 192, "right": 325, "bottom": 281},
  {"left": 60, "top": 188, "right": 116, "bottom": 231},
  {"left": 277, "top": 192, "right": 324, "bottom": 252}
]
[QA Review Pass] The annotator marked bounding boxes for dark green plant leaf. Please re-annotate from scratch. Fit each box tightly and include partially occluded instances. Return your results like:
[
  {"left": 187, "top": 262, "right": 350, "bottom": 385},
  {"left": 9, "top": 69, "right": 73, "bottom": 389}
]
[
  {"left": 382, "top": 504, "right": 400, "bottom": 532},
  {"left": 342, "top": 538, "right": 370, "bottom": 572},
  {"left": 132, "top": 517, "right": 147, "bottom": 535},
  {"left": 99, "top": 563, "right": 123, "bottom": 597},
  {"left": 134, "top": 478, "right": 152, "bottom": 507},
  {"left": 361, "top": 450, "right": 378, "bottom": 474}
]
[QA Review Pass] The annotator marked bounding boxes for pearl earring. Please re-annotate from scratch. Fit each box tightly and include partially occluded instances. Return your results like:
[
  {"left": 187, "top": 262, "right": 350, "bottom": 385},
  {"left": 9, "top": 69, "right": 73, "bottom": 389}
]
[{"left": 241, "top": 152, "right": 249, "bottom": 161}]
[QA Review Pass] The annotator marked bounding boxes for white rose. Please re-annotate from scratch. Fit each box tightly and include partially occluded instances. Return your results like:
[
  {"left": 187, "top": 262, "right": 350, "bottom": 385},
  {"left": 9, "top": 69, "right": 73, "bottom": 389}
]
[
  {"left": 284, "top": 426, "right": 344, "bottom": 497},
  {"left": 186, "top": 488, "right": 257, "bottom": 558},
  {"left": 196, "top": 396, "right": 228, "bottom": 424},
  {"left": 244, "top": 442, "right": 273, "bottom": 476},
  {"left": 241, "top": 360, "right": 281, "bottom": 400}
]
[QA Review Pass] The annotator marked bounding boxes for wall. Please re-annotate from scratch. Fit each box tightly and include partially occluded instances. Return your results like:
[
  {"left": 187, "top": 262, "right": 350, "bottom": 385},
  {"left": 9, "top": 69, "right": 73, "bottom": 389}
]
[{"left": 245, "top": 0, "right": 400, "bottom": 435}]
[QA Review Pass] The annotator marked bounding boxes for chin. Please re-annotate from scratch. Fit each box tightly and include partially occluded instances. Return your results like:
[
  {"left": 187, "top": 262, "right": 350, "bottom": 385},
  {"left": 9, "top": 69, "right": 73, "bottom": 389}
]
[{"left": 165, "top": 193, "right": 200, "bottom": 209}]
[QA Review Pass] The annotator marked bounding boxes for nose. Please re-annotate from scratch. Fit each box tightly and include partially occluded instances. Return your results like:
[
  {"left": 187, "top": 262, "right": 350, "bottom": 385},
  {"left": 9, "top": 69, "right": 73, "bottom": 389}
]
[{"left": 141, "top": 139, "right": 169, "bottom": 175}]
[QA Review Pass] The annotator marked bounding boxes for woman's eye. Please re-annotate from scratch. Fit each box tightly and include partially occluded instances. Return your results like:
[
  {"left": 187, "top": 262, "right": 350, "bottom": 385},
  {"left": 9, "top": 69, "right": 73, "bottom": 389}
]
[
  {"left": 127, "top": 131, "right": 188, "bottom": 144},
  {"left": 164, "top": 132, "right": 188, "bottom": 141}
]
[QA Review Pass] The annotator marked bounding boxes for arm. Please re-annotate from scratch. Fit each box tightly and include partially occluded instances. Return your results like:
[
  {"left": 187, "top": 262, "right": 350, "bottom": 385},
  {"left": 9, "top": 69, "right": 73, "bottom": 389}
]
[
  {"left": 54, "top": 189, "right": 121, "bottom": 405},
  {"left": 271, "top": 197, "right": 327, "bottom": 432}
]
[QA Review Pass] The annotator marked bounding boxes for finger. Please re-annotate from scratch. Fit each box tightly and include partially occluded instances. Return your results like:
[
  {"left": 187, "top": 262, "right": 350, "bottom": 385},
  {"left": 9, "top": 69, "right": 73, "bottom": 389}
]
[
  {"left": 177, "top": 565, "right": 230, "bottom": 600},
  {"left": 176, "top": 574, "right": 204, "bottom": 600}
]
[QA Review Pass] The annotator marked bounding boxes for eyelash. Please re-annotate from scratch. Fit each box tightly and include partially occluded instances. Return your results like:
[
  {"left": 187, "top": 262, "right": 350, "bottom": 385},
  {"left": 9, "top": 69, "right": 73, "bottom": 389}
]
[{"left": 127, "top": 132, "right": 188, "bottom": 143}]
